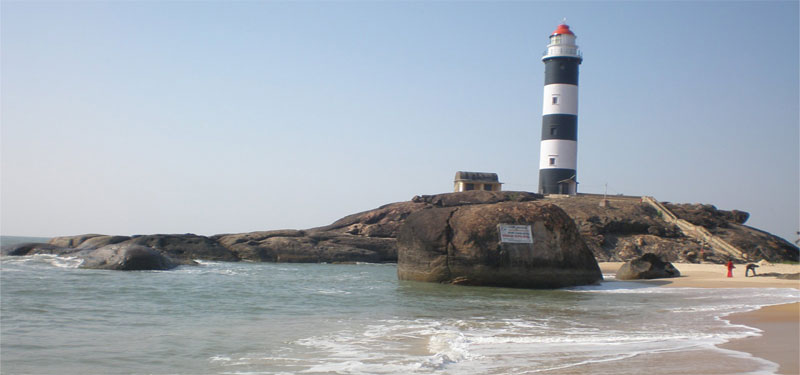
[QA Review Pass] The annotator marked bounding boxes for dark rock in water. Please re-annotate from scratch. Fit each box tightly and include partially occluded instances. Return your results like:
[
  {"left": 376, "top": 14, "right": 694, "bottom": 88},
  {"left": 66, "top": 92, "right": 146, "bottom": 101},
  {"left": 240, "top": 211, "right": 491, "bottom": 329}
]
[
  {"left": 49, "top": 233, "right": 236, "bottom": 262},
  {"left": 2, "top": 242, "right": 181, "bottom": 271},
  {"left": 1, "top": 242, "right": 65, "bottom": 256},
  {"left": 397, "top": 201, "right": 602, "bottom": 289},
  {"left": 616, "top": 253, "right": 681, "bottom": 280},
  {"left": 78, "top": 244, "right": 179, "bottom": 271}
]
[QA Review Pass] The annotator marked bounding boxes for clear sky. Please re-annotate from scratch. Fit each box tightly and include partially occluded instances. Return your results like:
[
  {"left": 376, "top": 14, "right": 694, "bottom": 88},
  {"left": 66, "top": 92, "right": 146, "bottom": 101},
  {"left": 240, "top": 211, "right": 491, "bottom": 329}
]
[{"left": 2, "top": 1, "right": 798, "bottom": 243}]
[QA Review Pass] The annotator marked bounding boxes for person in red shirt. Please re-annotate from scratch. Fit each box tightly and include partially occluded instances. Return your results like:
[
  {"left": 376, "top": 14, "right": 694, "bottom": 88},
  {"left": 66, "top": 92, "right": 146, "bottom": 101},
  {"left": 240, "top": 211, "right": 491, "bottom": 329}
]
[{"left": 726, "top": 260, "right": 735, "bottom": 278}]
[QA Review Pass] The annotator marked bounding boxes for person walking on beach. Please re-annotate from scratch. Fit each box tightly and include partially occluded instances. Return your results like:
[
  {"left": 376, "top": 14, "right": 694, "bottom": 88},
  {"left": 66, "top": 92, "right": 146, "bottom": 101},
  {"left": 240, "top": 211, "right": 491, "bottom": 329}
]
[{"left": 726, "top": 260, "right": 735, "bottom": 278}]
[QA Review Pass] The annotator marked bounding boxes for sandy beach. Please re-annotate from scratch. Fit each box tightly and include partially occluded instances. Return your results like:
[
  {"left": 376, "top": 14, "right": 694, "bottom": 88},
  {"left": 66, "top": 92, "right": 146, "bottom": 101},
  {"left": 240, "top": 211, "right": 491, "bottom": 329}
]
[{"left": 599, "top": 262, "right": 800, "bottom": 375}]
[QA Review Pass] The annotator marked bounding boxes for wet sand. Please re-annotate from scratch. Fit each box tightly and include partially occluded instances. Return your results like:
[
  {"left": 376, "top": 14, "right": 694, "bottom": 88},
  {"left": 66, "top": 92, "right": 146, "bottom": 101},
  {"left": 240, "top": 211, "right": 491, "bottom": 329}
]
[
  {"left": 599, "top": 262, "right": 800, "bottom": 374},
  {"left": 721, "top": 303, "right": 799, "bottom": 375}
]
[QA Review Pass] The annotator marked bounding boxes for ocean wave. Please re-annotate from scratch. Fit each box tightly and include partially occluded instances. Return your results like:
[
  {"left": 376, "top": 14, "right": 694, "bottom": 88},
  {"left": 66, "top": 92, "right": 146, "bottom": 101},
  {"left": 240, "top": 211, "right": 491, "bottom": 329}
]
[
  {"left": 4, "top": 260, "right": 797, "bottom": 375},
  {"left": 426, "top": 331, "right": 472, "bottom": 365},
  {"left": 1, "top": 254, "right": 84, "bottom": 269}
]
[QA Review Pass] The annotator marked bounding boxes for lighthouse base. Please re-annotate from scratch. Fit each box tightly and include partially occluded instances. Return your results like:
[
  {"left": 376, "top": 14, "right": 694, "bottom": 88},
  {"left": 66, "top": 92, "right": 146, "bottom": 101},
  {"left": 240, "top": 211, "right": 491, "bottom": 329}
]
[{"left": 538, "top": 169, "right": 577, "bottom": 195}]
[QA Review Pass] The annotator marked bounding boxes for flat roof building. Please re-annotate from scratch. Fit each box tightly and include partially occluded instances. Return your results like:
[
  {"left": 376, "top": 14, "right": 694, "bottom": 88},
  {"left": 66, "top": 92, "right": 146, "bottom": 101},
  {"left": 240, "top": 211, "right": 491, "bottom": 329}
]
[{"left": 454, "top": 171, "right": 502, "bottom": 192}]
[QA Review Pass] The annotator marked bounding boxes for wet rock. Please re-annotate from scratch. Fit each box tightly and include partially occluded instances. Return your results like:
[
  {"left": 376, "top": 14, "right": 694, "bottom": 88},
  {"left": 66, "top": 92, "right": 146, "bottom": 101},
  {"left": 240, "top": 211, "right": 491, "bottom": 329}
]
[
  {"left": 2, "top": 242, "right": 182, "bottom": 271},
  {"left": 1, "top": 242, "right": 66, "bottom": 256},
  {"left": 79, "top": 244, "right": 179, "bottom": 271}
]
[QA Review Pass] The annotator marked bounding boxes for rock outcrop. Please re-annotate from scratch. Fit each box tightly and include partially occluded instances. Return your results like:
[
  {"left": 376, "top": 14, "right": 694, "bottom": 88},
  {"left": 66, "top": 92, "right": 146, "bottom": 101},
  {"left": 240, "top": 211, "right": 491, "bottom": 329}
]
[
  {"left": 211, "top": 230, "right": 392, "bottom": 263},
  {"left": 5, "top": 191, "right": 797, "bottom": 267},
  {"left": 615, "top": 253, "right": 681, "bottom": 280},
  {"left": 397, "top": 201, "right": 602, "bottom": 288},
  {"left": 546, "top": 195, "right": 798, "bottom": 263}
]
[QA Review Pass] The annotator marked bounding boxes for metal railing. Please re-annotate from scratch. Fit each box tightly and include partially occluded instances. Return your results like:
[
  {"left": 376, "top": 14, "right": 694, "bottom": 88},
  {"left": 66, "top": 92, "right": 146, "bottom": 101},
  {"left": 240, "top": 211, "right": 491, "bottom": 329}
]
[
  {"left": 641, "top": 196, "right": 746, "bottom": 260},
  {"left": 542, "top": 48, "right": 582, "bottom": 59}
]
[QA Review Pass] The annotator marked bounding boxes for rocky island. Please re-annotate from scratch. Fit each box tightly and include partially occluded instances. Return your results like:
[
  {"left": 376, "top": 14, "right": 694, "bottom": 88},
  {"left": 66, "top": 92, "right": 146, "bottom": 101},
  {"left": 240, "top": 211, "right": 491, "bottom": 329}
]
[{"left": 3, "top": 191, "right": 798, "bottom": 277}]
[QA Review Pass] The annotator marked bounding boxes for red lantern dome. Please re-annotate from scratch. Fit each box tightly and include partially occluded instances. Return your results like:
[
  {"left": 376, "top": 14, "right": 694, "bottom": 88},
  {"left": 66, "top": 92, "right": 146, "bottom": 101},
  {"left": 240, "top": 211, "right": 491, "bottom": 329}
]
[{"left": 551, "top": 23, "right": 574, "bottom": 36}]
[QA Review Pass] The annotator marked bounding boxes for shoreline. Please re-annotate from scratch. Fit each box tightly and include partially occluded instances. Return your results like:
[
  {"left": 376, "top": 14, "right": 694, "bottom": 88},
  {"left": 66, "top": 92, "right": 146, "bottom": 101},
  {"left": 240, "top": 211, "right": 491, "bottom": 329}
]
[
  {"left": 721, "top": 303, "right": 800, "bottom": 375},
  {"left": 599, "top": 262, "right": 800, "bottom": 374}
]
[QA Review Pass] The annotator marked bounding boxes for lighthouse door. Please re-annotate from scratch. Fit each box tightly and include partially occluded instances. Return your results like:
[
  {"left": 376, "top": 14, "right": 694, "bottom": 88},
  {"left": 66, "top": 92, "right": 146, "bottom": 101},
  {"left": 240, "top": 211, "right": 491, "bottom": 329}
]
[{"left": 557, "top": 181, "right": 576, "bottom": 195}]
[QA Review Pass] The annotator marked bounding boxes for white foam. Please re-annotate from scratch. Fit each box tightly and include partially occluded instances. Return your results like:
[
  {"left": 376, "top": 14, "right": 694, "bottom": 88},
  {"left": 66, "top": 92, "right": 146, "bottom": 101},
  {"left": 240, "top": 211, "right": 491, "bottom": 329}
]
[
  {"left": 9, "top": 258, "right": 792, "bottom": 375},
  {"left": 34, "top": 254, "right": 83, "bottom": 268},
  {"left": 427, "top": 331, "right": 471, "bottom": 364},
  {"left": 193, "top": 259, "right": 221, "bottom": 266}
]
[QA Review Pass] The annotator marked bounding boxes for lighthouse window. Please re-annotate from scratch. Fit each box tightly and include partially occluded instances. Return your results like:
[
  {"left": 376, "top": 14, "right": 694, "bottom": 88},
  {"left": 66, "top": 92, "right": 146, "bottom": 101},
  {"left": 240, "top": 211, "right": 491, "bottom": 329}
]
[
  {"left": 552, "top": 96, "right": 559, "bottom": 105},
  {"left": 549, "top": 157, "right": 556, "bottom": 166},
  {"left": 550, "top": 127, "right": 557, "bottom": 136}
]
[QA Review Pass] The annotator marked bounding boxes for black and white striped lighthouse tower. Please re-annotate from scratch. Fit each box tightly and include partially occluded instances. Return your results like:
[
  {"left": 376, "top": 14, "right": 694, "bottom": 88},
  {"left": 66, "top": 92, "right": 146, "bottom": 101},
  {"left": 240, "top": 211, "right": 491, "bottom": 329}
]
[{"left": 538, "top": 22, "right": 582, "bottom": 195}]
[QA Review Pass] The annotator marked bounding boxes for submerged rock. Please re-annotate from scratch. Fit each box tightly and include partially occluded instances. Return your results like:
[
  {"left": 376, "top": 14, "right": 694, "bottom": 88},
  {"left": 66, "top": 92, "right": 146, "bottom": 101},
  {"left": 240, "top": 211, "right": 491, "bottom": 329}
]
[
  {"left": 615, "top": 253, "right": 680, "bottom": 280},
  {"left": 397, "top": 201, "right": 602, "bottom": 289}
]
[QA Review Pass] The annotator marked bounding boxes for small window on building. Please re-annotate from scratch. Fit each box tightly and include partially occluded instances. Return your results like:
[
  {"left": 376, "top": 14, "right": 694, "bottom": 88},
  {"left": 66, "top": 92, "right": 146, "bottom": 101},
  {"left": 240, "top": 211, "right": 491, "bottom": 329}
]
[
  {"left": 483, "top": 184, "right": 493, "bottom": 191},
  {"left": 550, "top": 127, "right": 557, "bottom": 136},
  {"left": 465, "top": 183, "right": 475, "bottom": 191},
  {"left": 549, "top": 157, "right": 556, "bottom": 166},
  {"left": 552, "top": 96, "right": 559, "bottom": 105}
]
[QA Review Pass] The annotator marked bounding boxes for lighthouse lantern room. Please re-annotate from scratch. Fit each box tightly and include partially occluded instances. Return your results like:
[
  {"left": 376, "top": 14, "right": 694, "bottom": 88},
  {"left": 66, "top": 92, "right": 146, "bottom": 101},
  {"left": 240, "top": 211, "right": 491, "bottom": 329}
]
[{"left": 538, "top": 22, "right": 582, "bottom": 195}]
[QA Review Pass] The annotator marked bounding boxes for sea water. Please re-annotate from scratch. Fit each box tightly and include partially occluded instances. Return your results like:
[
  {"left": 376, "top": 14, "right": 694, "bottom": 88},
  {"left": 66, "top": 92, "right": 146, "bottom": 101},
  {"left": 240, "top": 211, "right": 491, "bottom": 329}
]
[{"left": 1, "top": 255, "right": 798, "bottom": 375}]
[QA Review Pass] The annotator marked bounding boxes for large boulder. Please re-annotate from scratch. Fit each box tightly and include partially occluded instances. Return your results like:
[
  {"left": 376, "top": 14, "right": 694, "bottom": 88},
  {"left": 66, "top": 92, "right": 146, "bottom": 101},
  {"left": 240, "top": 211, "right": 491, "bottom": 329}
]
[
  {"left": 317, "top": 191, "right": 542, "bottom": 238},
  {"left": 615, "top": 253, "right": 680, "bottom": 280},
  {"left": 78, "top": 244, "right": 179, "bottom": 271},
  {"left": 397, "top": 201, "right": 602, "bottom": 289}
]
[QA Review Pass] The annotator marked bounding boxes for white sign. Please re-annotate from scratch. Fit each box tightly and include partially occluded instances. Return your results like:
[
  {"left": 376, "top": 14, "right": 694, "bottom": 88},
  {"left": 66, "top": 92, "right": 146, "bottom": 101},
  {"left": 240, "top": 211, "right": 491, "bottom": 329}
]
[{"left": 499, "top": 224, "right": 533, "bottom": 244}]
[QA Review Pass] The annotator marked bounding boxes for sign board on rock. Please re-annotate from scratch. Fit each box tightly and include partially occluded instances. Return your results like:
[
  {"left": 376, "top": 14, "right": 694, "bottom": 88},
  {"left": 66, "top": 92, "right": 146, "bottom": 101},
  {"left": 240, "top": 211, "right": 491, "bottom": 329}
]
[{"left": 498, "top": 224, "right": 533, "bottom": 244}]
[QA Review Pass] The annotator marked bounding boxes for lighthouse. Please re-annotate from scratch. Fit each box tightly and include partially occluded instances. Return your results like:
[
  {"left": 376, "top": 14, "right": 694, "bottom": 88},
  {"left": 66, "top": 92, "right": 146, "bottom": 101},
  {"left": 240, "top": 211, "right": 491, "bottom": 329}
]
[{"left": 538, "top": 22, "right": 582, "bottom": 195}]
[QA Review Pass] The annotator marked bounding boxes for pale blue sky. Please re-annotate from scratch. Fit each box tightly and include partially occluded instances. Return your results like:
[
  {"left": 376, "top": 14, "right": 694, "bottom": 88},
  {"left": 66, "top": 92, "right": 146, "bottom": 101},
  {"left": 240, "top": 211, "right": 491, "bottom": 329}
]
[{"left": 2, "top": 1, "right": 798, "bottom": 242}]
